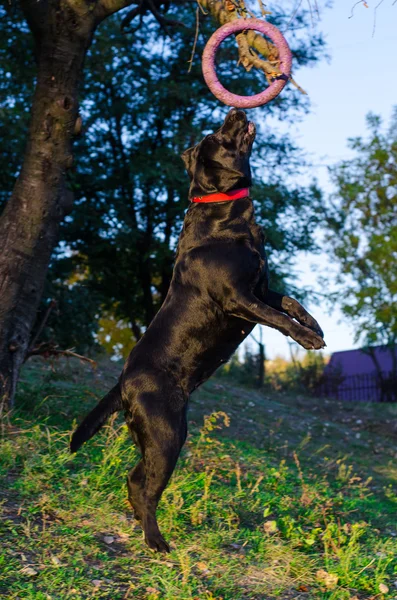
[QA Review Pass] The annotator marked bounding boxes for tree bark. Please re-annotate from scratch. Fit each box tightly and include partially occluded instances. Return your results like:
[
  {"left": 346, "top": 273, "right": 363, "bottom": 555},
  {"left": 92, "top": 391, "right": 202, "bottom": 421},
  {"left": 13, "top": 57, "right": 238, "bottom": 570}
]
[
  {"left": 258, "top": 342, "right": 265, "bottom": 388},
  {"left": 0, "top": 0, "right": 99, "bottom": 414}
]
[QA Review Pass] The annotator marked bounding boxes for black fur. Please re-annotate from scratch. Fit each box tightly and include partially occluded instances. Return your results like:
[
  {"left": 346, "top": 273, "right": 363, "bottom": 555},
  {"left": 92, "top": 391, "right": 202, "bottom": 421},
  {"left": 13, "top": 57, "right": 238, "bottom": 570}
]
[
  {"left": 71, "top": 109, "right": 325, "bottom": 553},
  {"left": 70, "top": 384, "right": 122, "bottom": 453}
]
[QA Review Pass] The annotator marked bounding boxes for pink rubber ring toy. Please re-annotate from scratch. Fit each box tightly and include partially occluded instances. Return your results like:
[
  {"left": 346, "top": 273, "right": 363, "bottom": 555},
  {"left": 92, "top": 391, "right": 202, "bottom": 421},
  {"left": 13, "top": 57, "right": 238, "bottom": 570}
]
[{"left": 202, "top": 18, "right": 292, "bottom": 109}]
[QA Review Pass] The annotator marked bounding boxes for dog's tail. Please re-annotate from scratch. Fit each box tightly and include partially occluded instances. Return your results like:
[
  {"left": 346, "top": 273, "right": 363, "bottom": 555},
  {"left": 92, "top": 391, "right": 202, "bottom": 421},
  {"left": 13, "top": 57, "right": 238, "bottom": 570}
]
[{"left": 70, "top": 383, "right": 123, "bottom": 453}]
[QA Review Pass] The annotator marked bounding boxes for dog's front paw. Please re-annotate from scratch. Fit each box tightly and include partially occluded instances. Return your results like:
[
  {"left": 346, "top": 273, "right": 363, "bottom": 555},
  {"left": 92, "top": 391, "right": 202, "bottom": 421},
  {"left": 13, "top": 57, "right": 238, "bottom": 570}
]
[
  {"left": 298, "top": 314, "right": 324, "bottom": 339},
  {"left": 293, "top": 328, "right": 326, "bottom": 350},
  {"left": 307, "top": 320, "right": 324, "bottom": 339}
]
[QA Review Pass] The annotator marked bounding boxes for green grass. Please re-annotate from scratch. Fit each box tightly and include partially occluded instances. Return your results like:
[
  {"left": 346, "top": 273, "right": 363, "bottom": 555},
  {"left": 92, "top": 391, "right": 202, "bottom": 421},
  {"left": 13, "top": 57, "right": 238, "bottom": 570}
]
[{"left": 1, "top": 357, "right": 397, "bottom": 599}]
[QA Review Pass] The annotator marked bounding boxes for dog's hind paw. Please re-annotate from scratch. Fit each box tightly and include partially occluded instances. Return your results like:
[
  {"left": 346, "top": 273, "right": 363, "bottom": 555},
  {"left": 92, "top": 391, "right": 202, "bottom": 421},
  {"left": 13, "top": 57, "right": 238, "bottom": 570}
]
[{"left": 145, "top": 532, "right": 170, "bottom": 553}]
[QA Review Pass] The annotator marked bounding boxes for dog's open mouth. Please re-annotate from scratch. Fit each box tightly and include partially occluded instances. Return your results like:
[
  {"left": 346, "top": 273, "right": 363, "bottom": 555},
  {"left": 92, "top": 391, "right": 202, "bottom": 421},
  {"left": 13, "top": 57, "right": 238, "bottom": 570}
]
[{"left": 248, "top": 122, "right": 255, "bottom": 135}]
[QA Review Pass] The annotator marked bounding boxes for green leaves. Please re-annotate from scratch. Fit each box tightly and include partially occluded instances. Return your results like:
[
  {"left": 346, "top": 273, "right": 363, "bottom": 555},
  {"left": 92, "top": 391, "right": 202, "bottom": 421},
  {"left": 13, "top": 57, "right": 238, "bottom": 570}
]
[
  {"left": 0, "top": 4, "right": 35, "bottom": 215},
  {"left": 0, "top": 4, "right": 327, "bottom": 353},
  {"left": 326, "top": 109, "right": 397, "bottom": 351}
]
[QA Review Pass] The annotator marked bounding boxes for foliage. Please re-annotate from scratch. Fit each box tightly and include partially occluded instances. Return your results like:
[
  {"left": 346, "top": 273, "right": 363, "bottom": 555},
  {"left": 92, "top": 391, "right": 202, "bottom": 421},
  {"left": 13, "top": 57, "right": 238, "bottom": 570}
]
[
  {"left": 220, "top": 348, "right": 327, "bottom": 393},
  {"left": 1, "top": 358, "right": 396, "bottom": 598},
  {"left": 0, "top": 2, "right": 327, "bottom": 354},
  {"left": 266, "top": 350, "right": 327, "bottom": 393},
  {"left": 326, "top": 109, "right": 397, "bottom": 354},
  {"left": 0, "top": 4, "right": 35, "bottom": 215},
  {"left": 61, "top": 4, "right": 326, "bottom": 337},
  {"left": 96, "top": 310, "right": 136, "bottom": 359},
  {"left": 33, "top": 279, "right": 103, "bottom": 355},
  {"left": 218, "top": 347, "right": 262, "bottom": 387}
]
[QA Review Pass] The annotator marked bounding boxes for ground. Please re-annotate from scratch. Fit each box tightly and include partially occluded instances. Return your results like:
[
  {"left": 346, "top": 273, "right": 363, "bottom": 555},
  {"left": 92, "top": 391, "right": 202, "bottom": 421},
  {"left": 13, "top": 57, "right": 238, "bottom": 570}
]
[{"left": 1, "top": 357, "right": 396, "bottom": 599}]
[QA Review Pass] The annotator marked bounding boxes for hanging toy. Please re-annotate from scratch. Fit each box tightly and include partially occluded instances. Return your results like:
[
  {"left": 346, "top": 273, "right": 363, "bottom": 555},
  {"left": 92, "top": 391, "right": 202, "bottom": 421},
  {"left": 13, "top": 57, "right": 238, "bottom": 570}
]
[{"left": 202, "top": 18, "right": 292, "bottom": 109}]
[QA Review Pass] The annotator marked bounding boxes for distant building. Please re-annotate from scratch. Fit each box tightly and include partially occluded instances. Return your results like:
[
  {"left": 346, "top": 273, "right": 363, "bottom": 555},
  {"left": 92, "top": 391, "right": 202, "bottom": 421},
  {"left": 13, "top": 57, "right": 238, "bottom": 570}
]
[
  {"left": 320, "top": 345, "right": 397, "bottom": 402},
  {"left": 326, "top": 346, "right": 397, "bottom": 378}
]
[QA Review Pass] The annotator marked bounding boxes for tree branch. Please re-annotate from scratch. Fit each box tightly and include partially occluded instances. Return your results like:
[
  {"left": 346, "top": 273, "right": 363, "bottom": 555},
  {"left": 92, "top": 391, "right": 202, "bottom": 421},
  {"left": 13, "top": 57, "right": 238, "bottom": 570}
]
[
  {"left": 199, "top": 0, "right": 276, "bottom": 61},
  {"left": 199, "top": 0, "right": 306, "bottom": 94},
  {"left": 96, "top": 0, "right": 303, "bottom": 94},
  {"left": 26, "top": 342, "right": 97, "bottom": 367},
  {"left": 26, "top": 299, "right": 57, "bottom": 356},
  {"left": 20, "top": 0, "right": 50, "bottom": 39},
  {"left": 95, "top": 0, "right": 142, "bottom": 20}
]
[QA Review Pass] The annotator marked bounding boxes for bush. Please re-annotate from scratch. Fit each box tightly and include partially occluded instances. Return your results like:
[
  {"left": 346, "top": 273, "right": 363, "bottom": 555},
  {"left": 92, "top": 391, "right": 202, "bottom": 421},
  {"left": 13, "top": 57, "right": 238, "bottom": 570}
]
[{"left": 220, "top": 349, "right": 328, "bottom": 394}]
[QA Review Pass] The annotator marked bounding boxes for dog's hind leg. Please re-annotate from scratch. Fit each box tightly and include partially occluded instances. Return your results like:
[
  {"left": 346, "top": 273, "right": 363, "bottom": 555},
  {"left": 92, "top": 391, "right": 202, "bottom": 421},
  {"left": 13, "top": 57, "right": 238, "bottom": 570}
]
[
  {"left": 265, "top": 289, "right": 324, "bottom": 338},
  {"left": 127, "top": 460, "right": 145, "bottom": 522},
  {"left": 127, "top": 405, "right": 187, "bottom": 553},
  {"left": 141, "top": 438, "right": 185, "bottom": 552}
]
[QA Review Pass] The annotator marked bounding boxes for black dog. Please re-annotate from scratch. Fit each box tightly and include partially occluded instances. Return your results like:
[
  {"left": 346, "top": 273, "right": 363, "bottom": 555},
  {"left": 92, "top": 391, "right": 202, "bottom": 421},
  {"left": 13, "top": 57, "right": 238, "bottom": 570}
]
[{"left": 71, "top": 109, "right": 325, "bottom": 553}]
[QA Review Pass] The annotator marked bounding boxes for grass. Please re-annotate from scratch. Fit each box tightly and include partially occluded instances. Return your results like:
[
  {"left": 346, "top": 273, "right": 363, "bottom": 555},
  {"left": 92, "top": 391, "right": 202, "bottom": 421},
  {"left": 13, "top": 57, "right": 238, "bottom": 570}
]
[{"left": 1, "top": 356, "right": 397, "bottom": 599}]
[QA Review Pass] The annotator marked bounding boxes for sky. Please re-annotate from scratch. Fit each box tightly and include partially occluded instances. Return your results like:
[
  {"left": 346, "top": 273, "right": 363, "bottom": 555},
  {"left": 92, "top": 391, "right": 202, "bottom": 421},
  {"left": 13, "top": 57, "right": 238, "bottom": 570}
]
[{"left": 247, "top": 0, "right": 397, "bottom": 361}]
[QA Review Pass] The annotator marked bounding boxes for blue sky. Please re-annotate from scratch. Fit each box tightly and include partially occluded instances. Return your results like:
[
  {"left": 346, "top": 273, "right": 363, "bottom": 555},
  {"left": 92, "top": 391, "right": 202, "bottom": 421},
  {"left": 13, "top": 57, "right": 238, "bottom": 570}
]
[{"left": 250, "top": 0, "right": 397, "bottom": 360}]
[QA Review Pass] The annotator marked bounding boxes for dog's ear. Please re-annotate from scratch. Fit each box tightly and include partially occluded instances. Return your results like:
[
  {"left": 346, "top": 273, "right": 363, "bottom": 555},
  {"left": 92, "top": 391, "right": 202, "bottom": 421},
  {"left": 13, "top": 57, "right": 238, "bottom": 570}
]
[{"left": 181, "top": 147, "right": 195, "bottom": 175}]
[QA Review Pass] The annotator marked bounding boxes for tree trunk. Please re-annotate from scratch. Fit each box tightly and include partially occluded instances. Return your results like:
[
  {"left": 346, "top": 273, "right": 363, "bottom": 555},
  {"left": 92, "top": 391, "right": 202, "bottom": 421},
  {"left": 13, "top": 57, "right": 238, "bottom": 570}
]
[
  {"left": 258, "top": 342, "right": 265, "bottom": 388},
  {"left": 130, "top": 319, "right": 142, "bottom": 342},
  {"left": 256, "top": 326, "right": 265, "bottom": 388},
  {"left": 0, "top": 0, "right": 97, "bottom": 414},
  {"left": 364, "top": 346, "right": 386, "bottom": 402}
]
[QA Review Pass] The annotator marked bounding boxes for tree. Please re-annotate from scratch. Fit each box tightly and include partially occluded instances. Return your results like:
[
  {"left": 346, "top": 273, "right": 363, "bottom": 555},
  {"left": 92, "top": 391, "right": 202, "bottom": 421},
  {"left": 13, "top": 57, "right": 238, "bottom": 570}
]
[
  {"left": 0, "top": 0, "right": 326, "bottom": 412},
  {"left": 326, "top": 109, "right": 397, "bottom": 384},
  {"left": 52, "top": 6, "right": 324, "bottom": 356},
  {"left": 0, "top": 0, "right": 145, "bottom": 415},
  {"left": 248, "top": 328, "right": 266, "bottom": 388}
]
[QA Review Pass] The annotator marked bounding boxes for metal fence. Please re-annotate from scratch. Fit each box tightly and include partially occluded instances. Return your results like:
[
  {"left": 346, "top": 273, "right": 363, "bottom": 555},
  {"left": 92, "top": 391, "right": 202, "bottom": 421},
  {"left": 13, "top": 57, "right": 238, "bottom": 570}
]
[{"left": 317, "top": 371, "right": 397, "bottom": 402}]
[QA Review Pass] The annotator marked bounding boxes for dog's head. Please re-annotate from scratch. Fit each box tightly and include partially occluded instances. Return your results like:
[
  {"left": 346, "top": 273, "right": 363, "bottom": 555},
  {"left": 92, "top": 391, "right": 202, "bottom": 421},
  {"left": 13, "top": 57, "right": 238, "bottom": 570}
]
[{"left": 181, "top": 109, "right": 256, "bottom": 199}]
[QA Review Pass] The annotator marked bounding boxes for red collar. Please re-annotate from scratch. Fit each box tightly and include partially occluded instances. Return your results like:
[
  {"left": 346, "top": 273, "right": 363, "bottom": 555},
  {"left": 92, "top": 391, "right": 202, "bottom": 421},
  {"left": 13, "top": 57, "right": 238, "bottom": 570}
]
[{"left": 191, "top": 187, "right": 250, "bottom": 203}]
